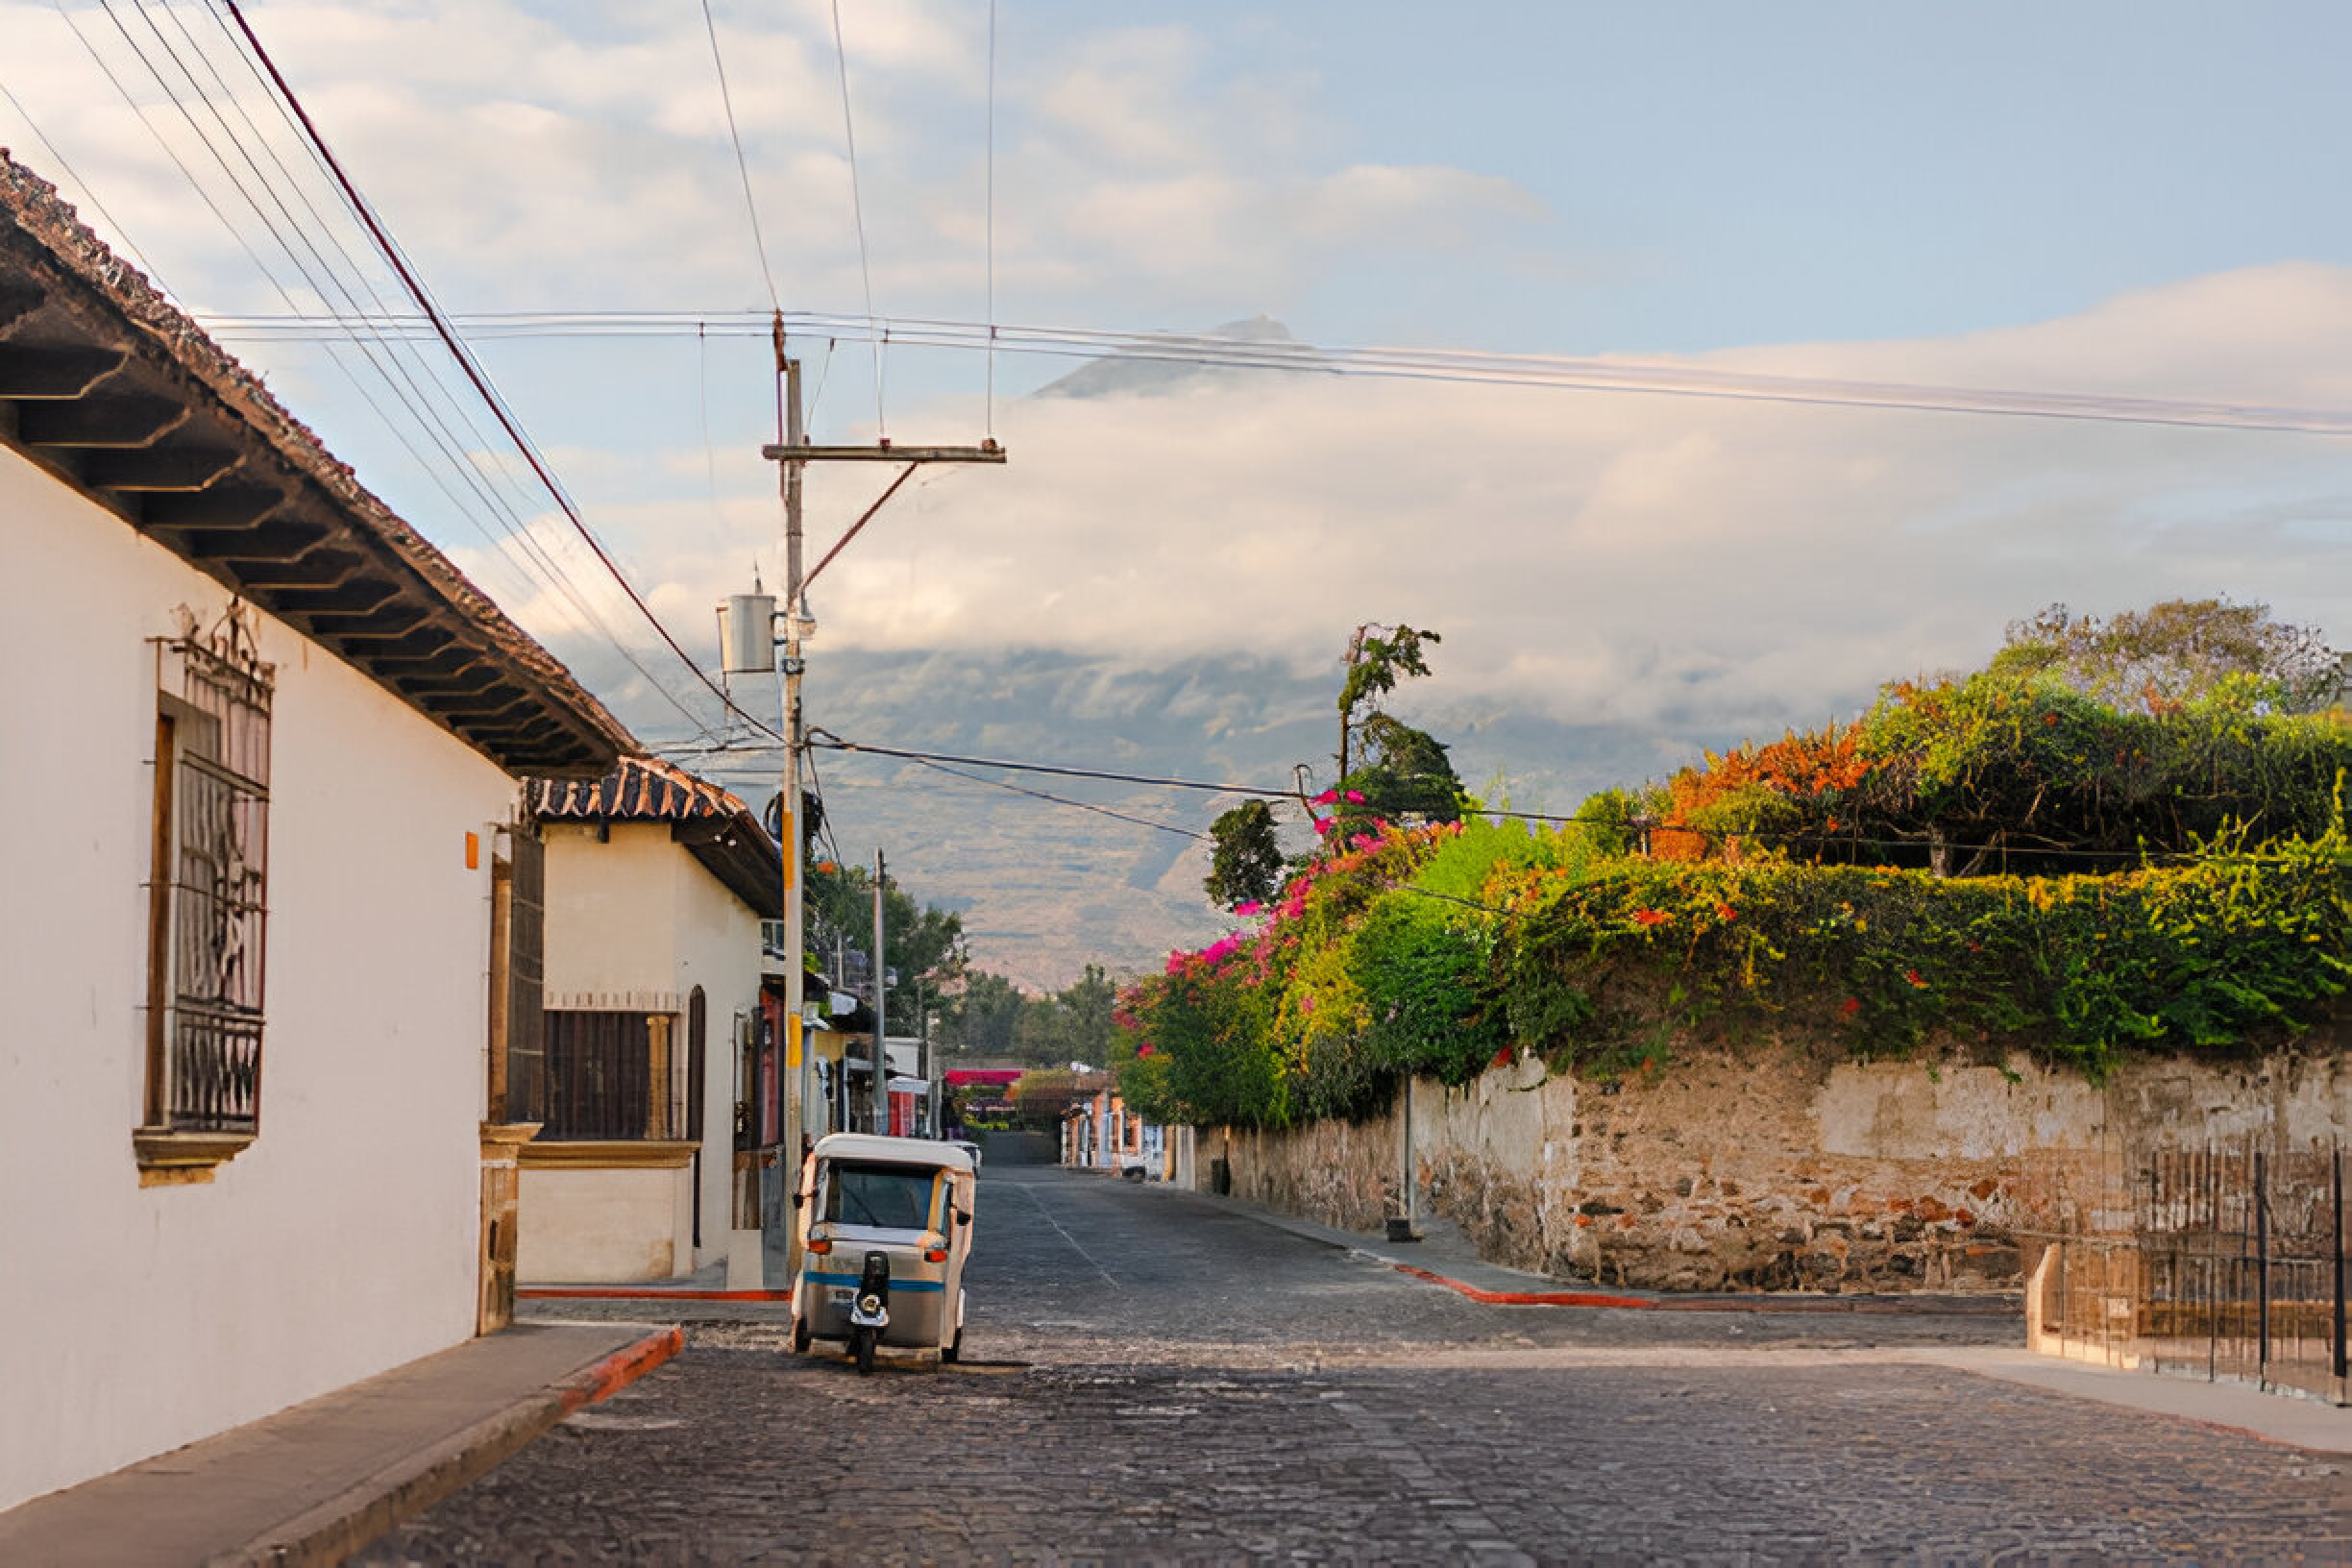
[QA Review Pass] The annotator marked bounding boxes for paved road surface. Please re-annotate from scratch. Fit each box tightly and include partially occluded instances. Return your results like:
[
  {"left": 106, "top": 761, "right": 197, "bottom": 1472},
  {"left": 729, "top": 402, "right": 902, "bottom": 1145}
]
[{"left": 357, "top": 1165, "right": 2352, "bottom": 1565}]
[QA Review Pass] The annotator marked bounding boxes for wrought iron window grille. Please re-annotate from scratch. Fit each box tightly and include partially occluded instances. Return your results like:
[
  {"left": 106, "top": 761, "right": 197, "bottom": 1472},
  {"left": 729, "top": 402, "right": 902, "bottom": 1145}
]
[{"left": 145, "top": 602, "right": 274, "bottom": 1141}]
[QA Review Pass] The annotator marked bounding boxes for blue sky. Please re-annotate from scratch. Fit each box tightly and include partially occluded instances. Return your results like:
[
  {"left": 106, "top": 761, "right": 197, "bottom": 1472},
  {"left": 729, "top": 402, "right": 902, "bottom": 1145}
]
[{"left": 7, "top": 2, "right": 2351, "bottom": 981}]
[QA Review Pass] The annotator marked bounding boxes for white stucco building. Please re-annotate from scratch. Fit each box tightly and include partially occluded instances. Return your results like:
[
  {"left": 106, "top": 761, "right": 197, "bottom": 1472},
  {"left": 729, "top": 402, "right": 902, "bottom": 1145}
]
[
  {"left": 0, "top": 154, "right": 633, "bottom": 1511},
  {"left": 516, "top": 758, "right": 781, "bottom": 1286}
]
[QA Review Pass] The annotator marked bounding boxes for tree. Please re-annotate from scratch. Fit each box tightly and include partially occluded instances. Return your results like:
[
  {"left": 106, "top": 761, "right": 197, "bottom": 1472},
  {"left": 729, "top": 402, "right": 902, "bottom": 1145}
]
[
  {"left": 938, "top": 969, "right": 1024, "bottom": 1059},
  {"left": 803, "top": 861, "right": 967, "bottom": 1022},
  {"left": 1205, "top": 799, "right": 1284, "bottom": 910},
  {"left": 1011, "top": 964, "right": 1121, "bottom": 1067},
  {"left": 1991, "top": 599, "right": 2341, "bottom": 714},
  {"left": 1340, "top": 712, "right": 1465, "bottom": 829},
  {"left": 1336, "top": 623, "right": 1441, "bottom": 783}
]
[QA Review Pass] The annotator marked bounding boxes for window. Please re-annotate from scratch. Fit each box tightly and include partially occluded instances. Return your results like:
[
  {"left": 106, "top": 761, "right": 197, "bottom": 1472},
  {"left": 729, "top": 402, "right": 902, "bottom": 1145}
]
[
  {"left": 487, "top": 826, "right": 546, "bottom": 1124},
  {"left": 821, "top": 1163, "right": 940, "bottom": 1231},
  {"left": 138, "top": 605, "right": 274, "bottom": 1181},
  {"left": 540, "top": 1009, "right": 686, "bottom": 1140}
]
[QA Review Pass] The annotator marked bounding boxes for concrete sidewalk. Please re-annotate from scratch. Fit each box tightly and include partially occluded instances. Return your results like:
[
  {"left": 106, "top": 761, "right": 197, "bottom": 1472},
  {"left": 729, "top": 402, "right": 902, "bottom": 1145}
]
[
  {"left": 0, "top": 1319, "right": 680, "bottom": 1568},
  {"left": 1230, "top": 1190, "right": 2015, "bottom": 1312},
  {"left": 1197, "top": 1183, "right": 2352, "bottom": 1454}
]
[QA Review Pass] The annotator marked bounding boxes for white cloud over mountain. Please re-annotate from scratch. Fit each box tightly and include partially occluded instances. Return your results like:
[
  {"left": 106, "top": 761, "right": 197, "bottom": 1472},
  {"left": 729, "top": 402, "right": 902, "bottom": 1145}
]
[{"left": 787, "top": 264, "right": 2352, "bottom": 749}]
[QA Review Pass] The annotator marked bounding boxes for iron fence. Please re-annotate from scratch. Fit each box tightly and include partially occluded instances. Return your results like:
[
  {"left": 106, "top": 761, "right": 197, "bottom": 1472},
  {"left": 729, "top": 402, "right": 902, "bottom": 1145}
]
[{"left": 2032, "top": 1144, "right": 2350, "bottom": 1404}]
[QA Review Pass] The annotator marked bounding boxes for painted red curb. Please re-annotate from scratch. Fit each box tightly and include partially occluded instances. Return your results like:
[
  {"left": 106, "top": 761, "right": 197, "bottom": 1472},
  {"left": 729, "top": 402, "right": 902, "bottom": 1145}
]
[
  {"left": 1390, "top": 1262, "right": 1658, "bottom": 1310},
  {"left": 520, "top": 1287, "right": 794, "bottom": 1302},
  {"left": 557, "top": 1325, "right": 685, "bottom": 1415}
]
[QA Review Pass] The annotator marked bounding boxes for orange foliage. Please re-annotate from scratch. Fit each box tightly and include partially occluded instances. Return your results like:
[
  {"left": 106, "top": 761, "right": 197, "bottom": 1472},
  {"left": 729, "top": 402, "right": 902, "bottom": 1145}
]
[{"left": 1652, "top": 723, "right": 1869, "bottom": 863}]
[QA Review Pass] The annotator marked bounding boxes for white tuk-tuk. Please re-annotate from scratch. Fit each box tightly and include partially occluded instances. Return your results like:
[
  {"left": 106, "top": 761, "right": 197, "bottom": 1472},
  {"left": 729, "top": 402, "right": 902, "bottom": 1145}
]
[{"left": 791, "top": 1133, "right": 977, "bottom": 1374}]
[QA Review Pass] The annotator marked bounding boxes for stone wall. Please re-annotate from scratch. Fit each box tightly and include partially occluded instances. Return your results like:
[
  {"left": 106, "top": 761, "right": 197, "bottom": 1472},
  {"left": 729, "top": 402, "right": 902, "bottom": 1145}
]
[{"left": 1202, "top": 1031, "right": 2352, "bottom": 1295}]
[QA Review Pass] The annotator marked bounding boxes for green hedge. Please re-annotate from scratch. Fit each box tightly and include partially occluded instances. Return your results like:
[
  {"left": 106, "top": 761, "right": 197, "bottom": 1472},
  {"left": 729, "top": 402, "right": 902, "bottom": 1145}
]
[{"left": 1118, "top": 811, "right": 2352, "bottom": 1128}]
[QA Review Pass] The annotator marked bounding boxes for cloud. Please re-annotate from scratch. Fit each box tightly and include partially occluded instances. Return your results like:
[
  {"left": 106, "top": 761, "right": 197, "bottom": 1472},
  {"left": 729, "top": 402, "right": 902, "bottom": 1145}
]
[
  {"left": 0, "top": 1, "right": 1570, "bottom": 338},
  {"left": 733, "top": 262, "right": 2352, "bottom": 747}
]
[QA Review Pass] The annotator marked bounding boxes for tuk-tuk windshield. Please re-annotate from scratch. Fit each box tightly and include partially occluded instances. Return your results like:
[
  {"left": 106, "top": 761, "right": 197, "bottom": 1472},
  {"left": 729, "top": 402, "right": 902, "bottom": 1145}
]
[{"left": 822, "top": 1162, "right": 940, "bottom": 1231}]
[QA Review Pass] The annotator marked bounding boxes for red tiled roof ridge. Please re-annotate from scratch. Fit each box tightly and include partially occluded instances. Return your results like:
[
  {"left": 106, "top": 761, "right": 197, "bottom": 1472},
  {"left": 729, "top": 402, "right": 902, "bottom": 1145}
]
[
  {"left": 0, "top": 149, "right": 635, "bottom": 757},
  {"left": 530, "top": 753, "right": 756, "bottom": 824}
]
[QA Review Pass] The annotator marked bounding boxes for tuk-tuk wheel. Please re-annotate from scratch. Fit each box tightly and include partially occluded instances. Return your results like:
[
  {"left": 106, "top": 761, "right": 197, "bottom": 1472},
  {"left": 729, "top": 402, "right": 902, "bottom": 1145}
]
[
  {"left": 791, "top": 1313, "right": 811, "bottom": 1355},
  {"left": 943, "top": 1326, "right": 963, "bottom": 1363},
  {"left": 851, "top": 1326, "right": 876, "bottom": 1376}
]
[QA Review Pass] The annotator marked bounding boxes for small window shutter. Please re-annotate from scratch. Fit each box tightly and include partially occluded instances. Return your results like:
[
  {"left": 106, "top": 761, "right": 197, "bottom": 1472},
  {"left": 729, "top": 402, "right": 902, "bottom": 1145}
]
[{"left": 505, "top": 827, "right": 547, "bottom": 1124}]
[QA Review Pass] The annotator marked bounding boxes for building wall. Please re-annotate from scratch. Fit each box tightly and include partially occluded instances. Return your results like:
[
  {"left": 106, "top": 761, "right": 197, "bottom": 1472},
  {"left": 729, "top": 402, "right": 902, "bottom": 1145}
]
[
  {"left": 1, "top": 452, "right": 518, "bottom": 1508},
  {"left": 541, "top": 821, "right": 682, "bottom": 1003},
  {"left": 666, "top": 839, "right": 761, "bottom": 1257},
  {"left": 1205, "top": 1031, "right": 2352, "bottom": 1295},
  {"left": 530, "top": 821, "right": 760, "bottom": 1279},
  {"left": 515, "top": 1164, "right": 691, "bottom": 1281}
]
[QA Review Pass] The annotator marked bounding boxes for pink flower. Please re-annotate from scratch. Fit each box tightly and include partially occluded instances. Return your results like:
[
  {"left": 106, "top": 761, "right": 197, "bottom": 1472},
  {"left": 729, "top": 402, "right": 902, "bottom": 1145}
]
[
  {"left": 1235, "top": 900, "right": 1263, "bottom": 917},
  {"left": 1311, "top": 788, "right": 1339, "bottom": 805},
  {"left": 1344, "top": 790, "right": 1366, "bottom": 804},
  {"left": 1299, "top": 995, "right": 1315, "bottom": 1014},
  {"left": 1138, "top": 1043, "right": 1155, "bottom": 1057},
  {"left": 1312, "top": 817, "right": 1335, "bottom": 834}
]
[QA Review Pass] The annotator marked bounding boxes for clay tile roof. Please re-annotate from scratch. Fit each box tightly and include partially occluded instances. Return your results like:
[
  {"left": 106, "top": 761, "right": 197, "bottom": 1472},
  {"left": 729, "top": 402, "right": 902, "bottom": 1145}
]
[
  {"left": 0, "top": 149, "right": 635, "bottom": 776},
  {"left": 528, "top": 755, "right": 782, "bottom": 917},
  {"left": 530, "top": 753, "right": 751, "bottom": 824}
]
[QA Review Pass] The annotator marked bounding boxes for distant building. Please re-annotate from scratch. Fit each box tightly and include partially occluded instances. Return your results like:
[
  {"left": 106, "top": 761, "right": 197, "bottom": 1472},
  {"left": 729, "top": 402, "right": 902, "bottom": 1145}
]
[
  {"left": 945, "top": 1066, "right": 1024, "bottom": 1127},
  {"left": 1062, "top": 1083, "right": 1168, "bottom": 1179},
  {"left": 519, "top": 757, "right": 781, "bottom": 1286}
]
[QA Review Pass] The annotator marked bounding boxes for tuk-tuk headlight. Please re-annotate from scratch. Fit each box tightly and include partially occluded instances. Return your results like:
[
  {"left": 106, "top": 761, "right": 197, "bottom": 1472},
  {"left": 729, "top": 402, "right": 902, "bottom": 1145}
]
[{"left": 857, "top": 1291, "right": 884, "bottom": 1315}]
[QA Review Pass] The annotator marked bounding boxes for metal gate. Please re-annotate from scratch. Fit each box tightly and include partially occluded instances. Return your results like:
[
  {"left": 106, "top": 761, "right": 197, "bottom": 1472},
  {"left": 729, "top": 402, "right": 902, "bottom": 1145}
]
[{"left": 2032, "top": 1144, "right": 2350, "bottom": 1404}]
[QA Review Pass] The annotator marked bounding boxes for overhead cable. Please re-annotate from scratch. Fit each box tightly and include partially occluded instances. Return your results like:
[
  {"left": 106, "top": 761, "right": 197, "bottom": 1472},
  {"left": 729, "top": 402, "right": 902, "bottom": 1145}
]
[
  {"left": 828, "top": 0, "right": 884, "bottom": 435},
  {"left": 194, "top": 307, "right": 2352, "bottom": 437},
  {"left": 61, "top": 0, "right": 729, "bottom": 740},
  {"left": 698, "top": 0, "right": 779, "bottom": 312},
  {"left": 801, "top": 728, "right": 2255, "bottom": 866},
  {"left": 217, "top": 0, "right": 786, "bottom": 747}
]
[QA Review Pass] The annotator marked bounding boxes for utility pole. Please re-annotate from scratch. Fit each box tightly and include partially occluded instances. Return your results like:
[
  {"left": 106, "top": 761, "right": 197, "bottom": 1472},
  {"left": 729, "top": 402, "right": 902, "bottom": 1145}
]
[
  {"left": 872, "top": 847, "right": 888, "bottom": 1134},
  {"left": 755, "top": 322, "right": 1002, "bottom": 1186}
]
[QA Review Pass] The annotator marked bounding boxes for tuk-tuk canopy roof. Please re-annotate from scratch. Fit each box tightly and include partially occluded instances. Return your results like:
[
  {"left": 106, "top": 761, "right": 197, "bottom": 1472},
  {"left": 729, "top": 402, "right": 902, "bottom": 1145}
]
[{"left": 813, "top": 1133, "right": 975, "bottom": 1173}]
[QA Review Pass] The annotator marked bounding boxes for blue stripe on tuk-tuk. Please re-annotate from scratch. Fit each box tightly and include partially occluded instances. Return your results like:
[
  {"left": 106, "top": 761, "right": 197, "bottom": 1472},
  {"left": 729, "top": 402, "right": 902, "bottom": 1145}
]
[{"left": 801, "top": 1271, "right": 947, "bottom": 1292}]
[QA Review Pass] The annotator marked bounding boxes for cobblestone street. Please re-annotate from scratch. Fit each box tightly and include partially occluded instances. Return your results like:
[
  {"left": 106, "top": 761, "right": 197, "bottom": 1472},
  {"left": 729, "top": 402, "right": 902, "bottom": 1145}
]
[{"left": 357, "top": 1166, "right": 2352, "bottom": 1565}]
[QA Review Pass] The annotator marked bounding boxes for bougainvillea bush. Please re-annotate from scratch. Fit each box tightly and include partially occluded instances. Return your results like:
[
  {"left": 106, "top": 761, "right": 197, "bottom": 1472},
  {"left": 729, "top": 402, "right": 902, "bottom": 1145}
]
[{"left": 1117, "top": 763, "right": 2352, "bottom": 1130}]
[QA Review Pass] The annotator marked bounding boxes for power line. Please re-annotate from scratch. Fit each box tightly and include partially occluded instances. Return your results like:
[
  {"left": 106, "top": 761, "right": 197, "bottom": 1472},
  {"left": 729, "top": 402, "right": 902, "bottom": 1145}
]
[
  {"left": 901, "top": 753, "right": 1208, "bottom": 841},
  {"left": 807, "top": 728, "right": 1291, "bottom": 799},
  {"left": 63, "top": 0, "right": 729, "bottom": 743},
  {"left": 0, "top": 73, "right": 172, "bottom": 287},
  {"left": 216, "top": 0, "right": 785, "bottom": 747},
  {"left": 698, "top": 0, "right": 778, "bottom": 313},
  {"left": 172, "top": 1, "right": 674, "bottom": 669},
  {"left": 984, "top": 0, "right": 996, "bottom": 438},
  {"left": 828, "top": 0, "right": 883, "bottom": 436},
  {"left": 191, "top": 307, "right": 2352, "bottom": 437},
  {"left": 799, "top": 728, "right": 2263, "bottom": 867}
]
